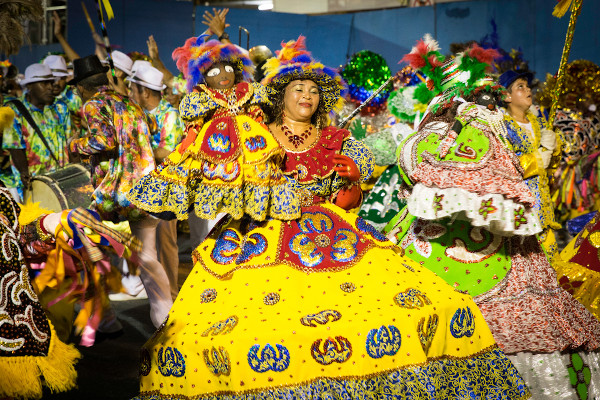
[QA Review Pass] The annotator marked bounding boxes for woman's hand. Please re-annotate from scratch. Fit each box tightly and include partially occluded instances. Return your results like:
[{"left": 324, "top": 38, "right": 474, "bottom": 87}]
[
  {"left": 333, "top": 154, "right": 360, "bottom": 182},
  {"left": 52, "top": 11, "right": 63, "bottom": 38},
  {"left": 334, "top": 185, "right": 362, "bottom": 210}
]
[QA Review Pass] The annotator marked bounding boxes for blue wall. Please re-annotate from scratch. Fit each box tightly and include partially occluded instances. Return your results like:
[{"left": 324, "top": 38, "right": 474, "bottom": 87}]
[{"left": 7, "top": 0, "right": 600, "bottom": 83}]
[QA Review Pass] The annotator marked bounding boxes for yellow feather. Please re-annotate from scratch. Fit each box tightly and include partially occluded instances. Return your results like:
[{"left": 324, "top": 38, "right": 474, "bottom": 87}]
[{"left": 18, "top": 199, "right": 54, "bottom": 226}]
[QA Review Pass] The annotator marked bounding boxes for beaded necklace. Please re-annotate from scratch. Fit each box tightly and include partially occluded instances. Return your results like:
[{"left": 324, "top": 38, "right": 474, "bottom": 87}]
[
  {"left": 503, "top": 110, "right": 541, "bottom": 153},
  {"left": 281, "top": 123, "right": 313, "bottom": 148}
]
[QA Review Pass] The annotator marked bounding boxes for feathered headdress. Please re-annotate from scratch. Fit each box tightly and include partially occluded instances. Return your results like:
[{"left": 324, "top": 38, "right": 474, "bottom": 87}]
[
  {"left": 172, "top": 35, "right": 254, "bottom": 92},
  {"left": 401, "top": 35, "right": 501, "bottom": 112},
  {"left": 261, "top": 36, "right": 347, "bottom": 113}
]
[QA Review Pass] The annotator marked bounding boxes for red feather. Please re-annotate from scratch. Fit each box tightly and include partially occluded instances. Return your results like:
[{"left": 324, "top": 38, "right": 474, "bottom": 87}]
[
  {"left": 465, "top": 44, "right": 500, "bottom": 66},
  {"left": 428, "top": 54, "right": 443, "bottom": 68},
  {"left": 401, "top": 52, "right": 427, "bottom": 69}
]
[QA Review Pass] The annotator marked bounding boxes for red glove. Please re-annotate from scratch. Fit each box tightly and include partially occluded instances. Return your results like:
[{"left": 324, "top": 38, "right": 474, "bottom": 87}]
[
  {"left": 178, "top": 125, "right": 199, "bottom": 154},
  {"left": 334, "top": 185, "right": 362, "bottom": 210},
  {"left": 333, "top": 154, "right": 360, "bottom": 182}
]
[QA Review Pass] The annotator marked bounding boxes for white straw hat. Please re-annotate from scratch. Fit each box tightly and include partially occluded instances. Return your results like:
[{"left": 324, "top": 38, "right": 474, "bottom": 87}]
[
  {"left": 131, "top": 60, "right": 152, "bottom": 76},
  {"left": 129, "top": 63, "right": 166, "bottom": 91},
  {"left": 102, "top": 50, "right": 133, "bottom": 76},
  {"left": 20, "top": 63, "right": 55, "bottom": 86},
  {"left": 43, "top": 55, "right": 69, "bottom": 77}
]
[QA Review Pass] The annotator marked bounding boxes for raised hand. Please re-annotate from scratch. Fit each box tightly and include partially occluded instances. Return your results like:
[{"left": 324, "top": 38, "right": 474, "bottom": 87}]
[
  {"left": 147, "top": 35, "right": 159, "bottom": 60},
  {"left": 52, "top": 11, "right": 63, "bottom": 38},
  {"left": 202, "top": 8, "right": 230, "bottom": 37}
]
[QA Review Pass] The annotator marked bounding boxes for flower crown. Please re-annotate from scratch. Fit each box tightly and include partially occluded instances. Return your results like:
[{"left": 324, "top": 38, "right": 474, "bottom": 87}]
[
  {"left": 172, "top": 35, "right": 254, "bottom": 92},
  {"left": 261, "top": 36, "right": 347, "bottom": 113}
]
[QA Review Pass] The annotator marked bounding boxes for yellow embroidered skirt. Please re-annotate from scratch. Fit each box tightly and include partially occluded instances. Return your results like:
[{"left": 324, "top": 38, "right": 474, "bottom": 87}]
[
  {"left": 128, "top": 115, "right": 300, "bottom": 222},
  {"left": 135, "top": 203, "right": 529, "bottom": 399}
]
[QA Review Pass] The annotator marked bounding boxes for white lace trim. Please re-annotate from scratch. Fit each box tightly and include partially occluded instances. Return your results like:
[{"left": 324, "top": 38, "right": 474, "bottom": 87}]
[{"left": 406, "top": 183, "right": 542, "bottom": 236}]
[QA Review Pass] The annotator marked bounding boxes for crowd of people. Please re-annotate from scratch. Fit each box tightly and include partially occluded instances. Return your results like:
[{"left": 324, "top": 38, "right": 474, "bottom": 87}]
[{"left": 2, "top": 5, "right": 600, "bottom": 400}]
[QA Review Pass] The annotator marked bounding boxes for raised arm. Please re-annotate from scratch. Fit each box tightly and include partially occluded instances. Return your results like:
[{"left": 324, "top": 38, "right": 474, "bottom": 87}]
[
  {"left": 147, "top": 35, "right": 174, "bottom": 89},
  {"left": 52, "top": 11, "right": 80, "bottom": 61},
  {"left": 202, "top": 8, "right": 231, "bottom": 44}
]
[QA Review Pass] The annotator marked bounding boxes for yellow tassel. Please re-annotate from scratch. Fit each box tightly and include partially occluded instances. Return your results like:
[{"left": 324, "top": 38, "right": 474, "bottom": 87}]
[
  {"left": 553, "top": 0, "right": 573, "bottom": 18},
  {"left": 0, "top": 321, "right": 80, "bottom": 398}
]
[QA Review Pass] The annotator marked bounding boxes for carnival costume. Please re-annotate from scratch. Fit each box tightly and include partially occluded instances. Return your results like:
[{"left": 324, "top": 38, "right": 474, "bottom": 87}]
[
  {"left": 386, "top": 37, "right": 600, "bottom": 399},
  {"left": 537, "top": 60, "right": 600, "bottom": 221},
  {"left": 359, "top": 68, "right": 426, "bottom": 231},
  {"left": 555, "top": 212, "right": 600, "bottom": 321},
  {"left": 133, "top": 37, "right": 529, "bottom": 400},
  {"left": 128, "top": 37, "right": 300, "bottom": 222},
  {"left": 0, "top": 187, "right": 82, "bottom": 399},
  {"left": 0, "top": 106, "right": 77, "bottom": 399}
]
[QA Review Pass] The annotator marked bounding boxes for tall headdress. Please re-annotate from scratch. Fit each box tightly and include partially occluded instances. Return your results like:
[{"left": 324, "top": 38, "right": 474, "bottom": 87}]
[
  {"left": 401, "top": 34, "right": 501, "bottom": 112},
  {"left": 261, "top": 36, "right": 347, "bottom": 113},
  {"left": 172, "top": 35, "right": 254, "bottom": 92}
]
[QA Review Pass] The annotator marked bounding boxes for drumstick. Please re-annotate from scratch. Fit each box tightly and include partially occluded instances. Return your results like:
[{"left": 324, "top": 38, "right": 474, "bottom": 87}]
[{"left": 81, "top": 2, "right": 96, "bottom": 34}]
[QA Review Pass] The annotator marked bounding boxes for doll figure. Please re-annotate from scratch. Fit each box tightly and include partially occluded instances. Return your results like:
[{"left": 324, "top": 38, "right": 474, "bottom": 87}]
[{"left": 128, "top": 36, "right": 300, "bottom": 222}]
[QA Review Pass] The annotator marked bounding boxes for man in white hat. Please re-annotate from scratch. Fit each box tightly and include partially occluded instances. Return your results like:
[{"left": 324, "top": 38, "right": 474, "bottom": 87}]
[
  {"left": 129, "top": 63, "right": 184, "bottom": 300},
  {"left": 130, "top": 59, "right": 152, "bottom": 78},
  {"left": 103, "top": 50, "right": 133, "bottom": 97},
  {"left": 43, "top": 54, "right": 83, "bottom": 138},
  {"left": 2, "top": 63, "right": 70, "bottom": 193}
]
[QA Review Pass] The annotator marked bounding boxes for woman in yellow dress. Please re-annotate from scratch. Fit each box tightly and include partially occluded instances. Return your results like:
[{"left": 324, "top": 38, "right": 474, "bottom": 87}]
[{"left": 132, "top": 37, "right": 529, "bottom": 399}]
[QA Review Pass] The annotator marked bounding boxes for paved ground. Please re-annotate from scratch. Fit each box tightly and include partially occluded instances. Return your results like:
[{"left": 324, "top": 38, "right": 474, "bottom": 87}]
[{"left": 44, "top": 234, "right": 195, "bottom": 400}]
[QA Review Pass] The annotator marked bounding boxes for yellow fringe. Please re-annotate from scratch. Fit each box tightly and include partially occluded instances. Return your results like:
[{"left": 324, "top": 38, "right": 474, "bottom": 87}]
[
  {"left": 552, "top": 0, "right": 573, "bottom": 18},
  {"left": 0, "top": 320, "right": 80, "bottom": 399},
  {"left": 554, "top": 255, "right": 600, "bottom": 320}
]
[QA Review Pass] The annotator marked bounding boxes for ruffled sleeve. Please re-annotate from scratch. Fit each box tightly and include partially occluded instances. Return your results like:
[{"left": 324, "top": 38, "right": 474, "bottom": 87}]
[
  {"left": 249, "top": 82, "right": 272, "bottom": 106},
  {"left": 178, "top": 88, "right": 219, "bottom": 122}
]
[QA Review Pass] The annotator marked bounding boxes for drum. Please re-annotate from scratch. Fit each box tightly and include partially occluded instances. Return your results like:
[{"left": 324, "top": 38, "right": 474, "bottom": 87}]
[{"left": 26, "top": 164, "right": 94, "bottom": 212}]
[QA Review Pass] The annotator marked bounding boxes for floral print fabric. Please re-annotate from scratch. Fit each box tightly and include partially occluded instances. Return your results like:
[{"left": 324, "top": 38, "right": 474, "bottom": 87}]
[{"left": 69, "top": 87, "right": 155, "bottom": 222}]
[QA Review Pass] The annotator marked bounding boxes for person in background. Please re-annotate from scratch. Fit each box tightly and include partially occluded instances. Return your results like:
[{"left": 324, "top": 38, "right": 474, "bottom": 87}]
[
  {"left": 68, "top": 55, "right": 172, "bottom": 328},
  {"left": 3, "top": 63, "right": 70, "bottom": 197},
  {"left": 43, "top": 54, "right": 84, "bottom": 139},
  {"left": 499, "top": 70, "right": 562, "bottom": 258},
  {"left": 0, "top": 61, "right": 21, "bottom": 100},
  {"left": 102, "top": 50, "right": 133, "bottom": 97},
  {"left": 129, "top": 63, "right": 184, "bottom": 300}
]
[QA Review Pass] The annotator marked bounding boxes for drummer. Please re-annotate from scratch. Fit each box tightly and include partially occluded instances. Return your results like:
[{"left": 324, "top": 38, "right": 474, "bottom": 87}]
[{"left": 2, "top": 63, "right": 71, "bottom": 199}]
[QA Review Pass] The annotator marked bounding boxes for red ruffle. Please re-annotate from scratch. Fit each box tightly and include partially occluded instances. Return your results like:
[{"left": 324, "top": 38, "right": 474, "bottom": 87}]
[{"left": 411, "top": 132, "right": 535, "bottom": 207}]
